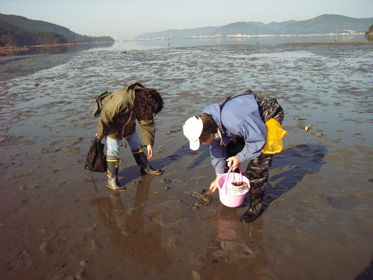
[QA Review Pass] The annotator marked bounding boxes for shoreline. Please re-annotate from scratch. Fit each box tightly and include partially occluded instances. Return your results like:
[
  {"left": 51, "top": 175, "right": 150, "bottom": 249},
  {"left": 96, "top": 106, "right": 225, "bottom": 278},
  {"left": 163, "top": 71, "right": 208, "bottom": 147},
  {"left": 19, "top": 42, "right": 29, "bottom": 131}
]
[
  {"left": 121, "top": 32, "right": 367, "bottom": 42},
  {"left": 0, "top": 41, "right": 114, "bottom": 56},
  {"left": 289, "top": 40, "right": 373, "bottom": 45}
]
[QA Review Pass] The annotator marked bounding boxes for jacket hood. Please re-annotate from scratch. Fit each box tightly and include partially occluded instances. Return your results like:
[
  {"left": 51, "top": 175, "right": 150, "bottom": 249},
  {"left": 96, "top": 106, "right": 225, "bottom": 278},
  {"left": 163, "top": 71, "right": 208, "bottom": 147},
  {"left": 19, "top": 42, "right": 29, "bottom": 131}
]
[
  {"left": 202, "top": 103, "right": 222, "bottom": 128},
  {"left": 126, "top": 81, "right": 145, "bottom": 91}
]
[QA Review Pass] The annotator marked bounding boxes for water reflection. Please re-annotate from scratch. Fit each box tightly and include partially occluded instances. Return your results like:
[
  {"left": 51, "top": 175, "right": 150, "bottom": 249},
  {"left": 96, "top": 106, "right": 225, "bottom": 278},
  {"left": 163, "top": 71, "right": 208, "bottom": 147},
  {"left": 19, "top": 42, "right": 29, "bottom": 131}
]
[
  {"left": 0, "top": 41, "right": 115, "bottom": 80},
  {"left": 194, "top": 207, "right": 270, "bottom": 279},
  {"left": 89, "top": 174, "right": 172, "bottom": 273},
  {"left": 3, "top": 41, "right": 114, "bottom": 56},
  {"left": 193, "top": 144, "right": 328, "bottom": 279},
  {"left": 118, "top": 34, "right": 367, "bottom": 50}
]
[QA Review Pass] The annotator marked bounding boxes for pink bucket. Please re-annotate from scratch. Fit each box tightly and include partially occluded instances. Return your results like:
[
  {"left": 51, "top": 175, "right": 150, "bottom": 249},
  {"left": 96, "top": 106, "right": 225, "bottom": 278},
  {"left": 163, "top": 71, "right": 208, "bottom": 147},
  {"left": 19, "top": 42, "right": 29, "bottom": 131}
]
[{"left": 217, "top": 167, "right": 250, "bottom": 208}]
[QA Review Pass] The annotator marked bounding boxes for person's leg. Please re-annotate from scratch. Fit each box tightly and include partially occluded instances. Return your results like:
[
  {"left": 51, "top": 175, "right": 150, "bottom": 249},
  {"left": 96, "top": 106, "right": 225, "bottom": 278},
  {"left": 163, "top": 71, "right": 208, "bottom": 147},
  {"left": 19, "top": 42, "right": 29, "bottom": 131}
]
[
  {"left": 127, "top": 132, "right": 163, "bottom": 175},
  {"left": 241, "top": 153, "right": 273, "bottom": 223},
  {"left": 106, "top": 137, "right": 126, "bottom": 191},
  {"left": 126, "top": 131, "right": 142, "bottom": 151},
  {"left": 240, "top": 93, "right": 283, "bottom": 222}
]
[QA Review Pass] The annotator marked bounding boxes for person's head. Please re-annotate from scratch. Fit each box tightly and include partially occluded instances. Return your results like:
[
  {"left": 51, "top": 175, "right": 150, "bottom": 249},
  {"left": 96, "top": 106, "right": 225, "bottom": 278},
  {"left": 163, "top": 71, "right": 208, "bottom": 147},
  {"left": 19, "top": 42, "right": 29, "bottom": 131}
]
[
  {"left": 183, "top": 113, "right": 217, "bottom": 150},
  {"left": 134, "top": 88, "right": 164, "bottom": 120}
]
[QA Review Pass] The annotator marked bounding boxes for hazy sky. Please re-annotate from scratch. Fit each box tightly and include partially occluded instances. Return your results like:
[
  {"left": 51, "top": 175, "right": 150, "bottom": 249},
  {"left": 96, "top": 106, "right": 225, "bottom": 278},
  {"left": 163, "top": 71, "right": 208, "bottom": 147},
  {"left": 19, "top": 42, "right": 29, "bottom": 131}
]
[{"left": 1, "top": 0, "right": 372, "bottom": 39}]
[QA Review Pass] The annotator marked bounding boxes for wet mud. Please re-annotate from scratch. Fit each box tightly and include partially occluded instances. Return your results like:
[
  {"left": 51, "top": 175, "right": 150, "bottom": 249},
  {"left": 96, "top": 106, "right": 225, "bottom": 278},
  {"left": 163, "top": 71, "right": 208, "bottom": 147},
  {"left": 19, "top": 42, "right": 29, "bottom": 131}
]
[{"left": 0, "top": 42, "right": 372, "bottom": 280}]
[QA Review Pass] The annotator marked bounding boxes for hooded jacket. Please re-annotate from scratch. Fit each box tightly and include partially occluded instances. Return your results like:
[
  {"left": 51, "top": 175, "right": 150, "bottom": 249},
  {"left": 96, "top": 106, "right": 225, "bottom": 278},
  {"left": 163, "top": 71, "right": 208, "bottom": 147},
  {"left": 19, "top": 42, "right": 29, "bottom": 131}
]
[
  {"left": 96, "top": 82, "right": 156, "bottom": 146},
  {"left": 202, "top": 93, "right": 268, "bottom": 175}
]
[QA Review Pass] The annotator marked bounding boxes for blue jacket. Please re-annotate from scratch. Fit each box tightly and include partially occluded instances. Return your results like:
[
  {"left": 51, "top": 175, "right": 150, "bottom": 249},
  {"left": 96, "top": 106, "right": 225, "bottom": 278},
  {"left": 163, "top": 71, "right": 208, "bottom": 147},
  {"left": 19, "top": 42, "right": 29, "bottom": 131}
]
[{"left": 202, "top": 94, "right": 267, "bottom": 174}]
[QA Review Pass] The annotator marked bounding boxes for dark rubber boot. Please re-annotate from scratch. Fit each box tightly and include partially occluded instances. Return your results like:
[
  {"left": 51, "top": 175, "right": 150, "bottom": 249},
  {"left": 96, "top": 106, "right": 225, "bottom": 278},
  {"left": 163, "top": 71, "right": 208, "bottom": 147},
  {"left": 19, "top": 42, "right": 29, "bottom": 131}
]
[
  {"left": 132, "top": 147, "right": 163, "bottom": 175},
  {"left": 240, "top": 185, "right": 265, "bottom": 223},
  {"left": 106, "top": 156, "right": 126, "bottom": 191},
  {"left": 240, "top": 153, "right": 273, "bottom": 223}
]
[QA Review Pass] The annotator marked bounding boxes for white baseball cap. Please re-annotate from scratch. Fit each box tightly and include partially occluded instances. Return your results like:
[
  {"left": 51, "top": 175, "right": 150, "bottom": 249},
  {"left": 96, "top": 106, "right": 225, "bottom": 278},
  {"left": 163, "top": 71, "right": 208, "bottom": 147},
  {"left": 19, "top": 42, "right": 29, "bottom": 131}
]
[{"left": 183, "top": 116, "right": 203, "bottom": 150}]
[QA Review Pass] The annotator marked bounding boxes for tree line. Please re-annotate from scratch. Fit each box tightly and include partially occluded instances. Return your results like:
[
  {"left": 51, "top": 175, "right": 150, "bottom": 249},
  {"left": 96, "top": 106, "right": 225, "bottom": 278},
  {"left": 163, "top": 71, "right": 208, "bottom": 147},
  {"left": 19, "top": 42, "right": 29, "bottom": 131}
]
[{"left": 0, "top": 19, "right": 114, "bottom": 47}]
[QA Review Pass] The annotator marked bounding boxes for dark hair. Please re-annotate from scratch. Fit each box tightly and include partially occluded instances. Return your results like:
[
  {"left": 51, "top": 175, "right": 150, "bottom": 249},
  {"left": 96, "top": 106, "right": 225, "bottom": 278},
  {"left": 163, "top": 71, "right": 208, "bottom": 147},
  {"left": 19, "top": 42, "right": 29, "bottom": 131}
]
[
  {"left": 134, "top": 88, "right": 164, "bottom": 120},
  {"left": 200, "top": 113, "right": 217, "bottom": 142}
]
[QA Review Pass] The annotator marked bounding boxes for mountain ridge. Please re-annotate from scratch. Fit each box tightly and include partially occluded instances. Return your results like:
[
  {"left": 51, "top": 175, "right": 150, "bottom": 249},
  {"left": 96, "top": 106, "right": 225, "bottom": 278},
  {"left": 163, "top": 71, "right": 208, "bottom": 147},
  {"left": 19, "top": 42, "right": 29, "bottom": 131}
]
[
  {"left": 0, "top": 13, "right": 114, "bottom": 47},
  {"left": 135, "top": 14, "right": 373, "bottom": 39}
]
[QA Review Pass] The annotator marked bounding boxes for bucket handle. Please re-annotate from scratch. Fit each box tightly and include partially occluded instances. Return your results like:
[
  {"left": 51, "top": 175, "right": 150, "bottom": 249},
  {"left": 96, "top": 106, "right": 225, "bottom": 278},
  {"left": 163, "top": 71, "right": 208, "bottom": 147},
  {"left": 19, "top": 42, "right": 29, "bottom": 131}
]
[{"left": 223, "top": 166, "right": 243, "bottom": 194}]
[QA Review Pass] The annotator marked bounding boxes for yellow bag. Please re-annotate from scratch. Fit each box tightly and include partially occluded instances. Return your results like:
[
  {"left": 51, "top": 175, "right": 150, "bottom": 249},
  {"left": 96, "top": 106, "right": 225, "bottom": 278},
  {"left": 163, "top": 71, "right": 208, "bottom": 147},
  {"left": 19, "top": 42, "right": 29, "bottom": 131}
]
[{"left": 262, "top": 118, "right": 287, "bottom": 154}]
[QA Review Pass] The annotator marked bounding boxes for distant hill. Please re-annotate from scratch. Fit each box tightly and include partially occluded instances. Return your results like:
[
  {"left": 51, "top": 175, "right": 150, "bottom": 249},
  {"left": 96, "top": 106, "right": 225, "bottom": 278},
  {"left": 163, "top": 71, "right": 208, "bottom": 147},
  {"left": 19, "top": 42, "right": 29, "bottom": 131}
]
[
  {"left": 137, "top": 26, "right": 219, "bottom": 40},
  {"left": 0, "top": 13, "right": 114, "bottom": 47},
  {"left": 135, "top": 14, "right": 373, "bottom": 39}
]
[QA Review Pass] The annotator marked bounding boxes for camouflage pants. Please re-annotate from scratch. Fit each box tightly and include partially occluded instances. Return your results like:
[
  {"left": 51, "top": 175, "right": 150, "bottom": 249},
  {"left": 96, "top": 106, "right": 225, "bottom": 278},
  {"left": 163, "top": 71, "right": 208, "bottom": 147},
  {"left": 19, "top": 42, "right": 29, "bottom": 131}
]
[
  {"left": 226, "top": 143, "right": 273, "bottom": 208},
  {"left": 245, "top": 153, "right": 273, "bottom": 208}
]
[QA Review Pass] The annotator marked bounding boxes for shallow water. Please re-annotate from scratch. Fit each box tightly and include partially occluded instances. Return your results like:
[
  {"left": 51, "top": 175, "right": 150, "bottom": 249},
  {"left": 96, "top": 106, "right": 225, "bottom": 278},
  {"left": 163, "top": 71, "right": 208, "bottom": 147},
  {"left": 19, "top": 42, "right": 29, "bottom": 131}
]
[{"left": 0, "top": 41, "right": 372, "bottom": 280}]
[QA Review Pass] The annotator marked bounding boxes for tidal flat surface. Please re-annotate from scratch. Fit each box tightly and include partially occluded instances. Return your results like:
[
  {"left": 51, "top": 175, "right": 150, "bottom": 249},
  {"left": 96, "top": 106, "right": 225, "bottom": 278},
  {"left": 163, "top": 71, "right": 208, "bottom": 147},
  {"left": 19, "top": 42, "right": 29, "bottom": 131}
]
[{"left": 0, "top": 42, "right": 372, "bottom": 280}]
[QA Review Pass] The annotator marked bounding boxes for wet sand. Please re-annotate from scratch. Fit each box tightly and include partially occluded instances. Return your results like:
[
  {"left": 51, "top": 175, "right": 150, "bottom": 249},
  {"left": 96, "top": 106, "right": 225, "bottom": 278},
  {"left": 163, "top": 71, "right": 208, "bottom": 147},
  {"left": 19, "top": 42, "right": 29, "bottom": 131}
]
[{"left": 1, "top": 42, "right": 373, "bottom": 280}]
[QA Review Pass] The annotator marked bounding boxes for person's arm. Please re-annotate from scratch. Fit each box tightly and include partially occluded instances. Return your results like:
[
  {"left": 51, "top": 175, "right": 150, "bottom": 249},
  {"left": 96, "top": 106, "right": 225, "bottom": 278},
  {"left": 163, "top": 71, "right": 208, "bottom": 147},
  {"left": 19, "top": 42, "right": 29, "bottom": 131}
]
[
  {"left": 209, "top": 139, "right": 228, "bottom": 175},
  {"left": 138, "top": 118, "right": 156, "bottom": 159},
  {"left": 138, "top": 118, "right": 156, "bottom": 147},
  {"left": 206, "top": 139, "right": 227, "bottom": 192},
  {"left": 209, "top": 174, "right": 222, "bottom": 192}
]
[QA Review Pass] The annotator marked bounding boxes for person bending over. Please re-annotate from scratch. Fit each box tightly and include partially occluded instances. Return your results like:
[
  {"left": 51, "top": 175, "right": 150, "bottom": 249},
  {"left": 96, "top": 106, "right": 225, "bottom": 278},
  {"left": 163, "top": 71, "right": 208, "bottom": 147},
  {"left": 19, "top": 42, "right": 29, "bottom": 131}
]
[
  {"left": 183, "top": 89, "right": 284, "bottom": 223},
  {"left": 96, "top": 82, "right": 163, "bottom": 191}
]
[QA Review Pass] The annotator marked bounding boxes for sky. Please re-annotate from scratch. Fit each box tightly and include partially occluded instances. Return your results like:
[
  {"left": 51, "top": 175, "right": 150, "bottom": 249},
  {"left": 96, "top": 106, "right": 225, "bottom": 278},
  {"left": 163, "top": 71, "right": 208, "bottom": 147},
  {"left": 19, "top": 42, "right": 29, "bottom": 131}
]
[{"left": 1, "top": 0, "right": 372, "bottom": 40}]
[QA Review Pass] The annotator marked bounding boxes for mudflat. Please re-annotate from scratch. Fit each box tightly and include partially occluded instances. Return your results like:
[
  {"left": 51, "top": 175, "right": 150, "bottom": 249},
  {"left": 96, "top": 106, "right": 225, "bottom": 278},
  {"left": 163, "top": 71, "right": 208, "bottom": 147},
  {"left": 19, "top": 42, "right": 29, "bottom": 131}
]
[{"left": 1, "top": 42, "right": 372, "bottom": 280}]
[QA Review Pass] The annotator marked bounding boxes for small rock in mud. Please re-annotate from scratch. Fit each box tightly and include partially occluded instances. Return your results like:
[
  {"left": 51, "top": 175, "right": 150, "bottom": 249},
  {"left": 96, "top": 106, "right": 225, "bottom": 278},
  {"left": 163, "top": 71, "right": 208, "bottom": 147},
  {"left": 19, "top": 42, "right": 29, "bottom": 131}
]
[
  {"left": 160, "top": 178, "right": 172, "bottom": 184},
  {"left": 79, "top": 260, "right": 89, "bottom": 267}
]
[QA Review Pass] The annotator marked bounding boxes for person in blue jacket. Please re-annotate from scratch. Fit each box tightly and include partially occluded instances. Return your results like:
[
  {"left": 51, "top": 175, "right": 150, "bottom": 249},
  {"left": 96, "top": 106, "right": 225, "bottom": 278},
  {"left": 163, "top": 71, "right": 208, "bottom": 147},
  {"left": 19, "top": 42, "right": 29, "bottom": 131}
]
[{"left": 183, "top": 89, "right": 284, "bottom": 223}]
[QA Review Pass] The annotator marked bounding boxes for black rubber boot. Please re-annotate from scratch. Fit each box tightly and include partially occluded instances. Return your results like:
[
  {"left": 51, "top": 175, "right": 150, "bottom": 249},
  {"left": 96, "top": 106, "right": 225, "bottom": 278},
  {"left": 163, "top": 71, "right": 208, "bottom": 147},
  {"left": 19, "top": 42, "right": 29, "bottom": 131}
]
[
  {"left": 240, "top": 186, "right": 265, "bottom": 223},
  {"left": 106, "top": 156, "right": 126, "bottom": 191},
  {"left": 240, "top": 153, "right": 273, "bottom": 223},
  {"left": 132, "top": 147, "right": 163, "bottom": 175}
]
